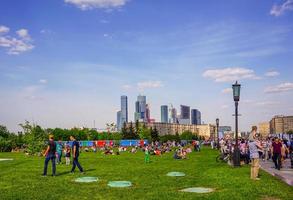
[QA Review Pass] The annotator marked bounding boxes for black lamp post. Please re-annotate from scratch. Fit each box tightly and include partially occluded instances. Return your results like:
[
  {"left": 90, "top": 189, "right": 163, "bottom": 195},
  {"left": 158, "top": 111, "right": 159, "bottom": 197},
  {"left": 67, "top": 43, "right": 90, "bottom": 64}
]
[
  {"left": 216, "top": 118, "right": 219, "bottom": 150},
  {"left": 232, "top": 81, "right": 241, "bottom": 167}
]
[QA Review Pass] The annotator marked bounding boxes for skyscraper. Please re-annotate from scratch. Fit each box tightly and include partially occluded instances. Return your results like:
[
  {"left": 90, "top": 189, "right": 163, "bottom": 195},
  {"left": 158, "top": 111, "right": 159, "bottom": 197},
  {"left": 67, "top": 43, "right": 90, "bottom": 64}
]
[
  {"left": 161, "top": 105, "right": 168, "bottom": 123},
  {"left": 121, "top": 95, "right": 128, "bottom": 124},
  {"left": 116, "top": 111, "right": 122, "bottom": 130},
  {"left": 146, "top": 104, "right": 151, "bottom": 123},
  {"left": 179, "top": 105, "right": 190, "bottom": 124},
  {"left": 134, "top": 95, "right": 147, "bottom": 122},
  {"left": 191, "top": 109, "right": 201, "bottom": 125},
  {"left": 170, "top": 107, "right": 177, "bottom": 123}
]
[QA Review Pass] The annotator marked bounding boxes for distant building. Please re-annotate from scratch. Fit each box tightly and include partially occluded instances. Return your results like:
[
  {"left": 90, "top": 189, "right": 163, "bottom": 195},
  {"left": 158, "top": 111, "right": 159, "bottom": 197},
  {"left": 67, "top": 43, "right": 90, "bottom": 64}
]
[
  {"left": 126, "top": 122, "right": 215, "bottom": 138},
  {"left": 121, "top": 95, "right": 128, "bottom": 124},
  {"left": 191, "top": 109, "right": 201, "bottom": 125},
  {"left": 146, "top": 104, "right": 151, "bottom": 123},
  {"left": 116, "top": 111, "right": 122, "bottom": 130},
  {"left": 170, "top": 108, "right": 177, "bottom": 123},
  {"left": 270, "top": 115, "right": 293, "bottom": 134},
  {"left": 161, "top": 105, "right": 168, "bottom": 123},
  {"left": 258, "top": 122, "right": 270, "bottom": 137},
  {"left": 180, "top": 105, "right": 190, "bottom": 124},
  {"left": 134, "top": 95, "right": 147, "bottom": 122},
  {"left": 218, "top": 126, "right": 232, "bottom": 139}
]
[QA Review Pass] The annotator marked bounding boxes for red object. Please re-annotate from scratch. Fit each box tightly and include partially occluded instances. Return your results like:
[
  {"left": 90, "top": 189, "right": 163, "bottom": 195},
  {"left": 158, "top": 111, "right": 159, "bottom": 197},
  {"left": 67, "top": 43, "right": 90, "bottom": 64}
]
[
  {"left": 109, "top": 140, "right": 113, "bottom": 147},
  {"left": 97, "top": 140, "right": 106, "bottom": 147},
  {"left": 140, "top": 140, "right": 144, "bottom": 147}
]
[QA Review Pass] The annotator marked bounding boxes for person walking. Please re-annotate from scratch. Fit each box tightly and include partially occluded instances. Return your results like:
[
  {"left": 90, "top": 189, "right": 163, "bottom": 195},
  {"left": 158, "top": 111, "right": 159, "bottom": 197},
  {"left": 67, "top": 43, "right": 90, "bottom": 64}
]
[
  {"left": 272, "top": 138, "right": 282, "bottom": 170},
  {"left": 70, "top": 135, "right": 84, "bottom": 173},
  {"left": 42, "top": 135, "right": 56, "bottom": 176},
  {"left": 248, "top": 126, "right": 262, "bottom": 180}
]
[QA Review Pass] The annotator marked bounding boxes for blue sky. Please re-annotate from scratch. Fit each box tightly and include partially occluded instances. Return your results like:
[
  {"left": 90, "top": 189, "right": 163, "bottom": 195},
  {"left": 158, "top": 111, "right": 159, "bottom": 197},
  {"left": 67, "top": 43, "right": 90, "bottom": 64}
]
[{"left": 0, "top": 0, "right": 293, "bottom": 132}]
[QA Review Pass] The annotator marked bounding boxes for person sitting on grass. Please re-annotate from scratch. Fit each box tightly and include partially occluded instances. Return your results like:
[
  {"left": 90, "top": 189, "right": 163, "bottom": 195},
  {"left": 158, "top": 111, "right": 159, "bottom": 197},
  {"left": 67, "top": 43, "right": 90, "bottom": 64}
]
[{"left": 42, "top": 135, "right": 56, "bottom": 177}]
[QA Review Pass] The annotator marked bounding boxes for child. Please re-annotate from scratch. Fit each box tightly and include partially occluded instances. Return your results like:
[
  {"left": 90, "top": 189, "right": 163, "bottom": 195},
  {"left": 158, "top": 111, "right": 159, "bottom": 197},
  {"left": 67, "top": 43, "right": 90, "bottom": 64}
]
[{"left": 65, "top": 145, "right": 71, "bottom": 165}]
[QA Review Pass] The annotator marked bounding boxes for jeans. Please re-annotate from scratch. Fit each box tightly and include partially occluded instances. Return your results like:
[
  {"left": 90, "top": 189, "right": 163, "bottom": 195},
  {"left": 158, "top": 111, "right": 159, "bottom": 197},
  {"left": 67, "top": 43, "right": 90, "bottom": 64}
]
[
  {"left": 57, "top": 152, "right": 62, "bottom": 163},
  {"left": 43, "top": 154, "right": 56, "bottom": 176},
  {"left": 71, "top": 156, "right": 83, "bottom": 172},
  {"left": 273, "top": 153, "right": 281, "bottom": 170}
]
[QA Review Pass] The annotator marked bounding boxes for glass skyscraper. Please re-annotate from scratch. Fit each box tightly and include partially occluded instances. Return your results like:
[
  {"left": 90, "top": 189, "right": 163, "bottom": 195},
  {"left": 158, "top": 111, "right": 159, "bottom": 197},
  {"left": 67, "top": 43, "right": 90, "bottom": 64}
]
[
  {"left": 121, "top": 95, "right": 128, "bottom": 124},
  {"left": 134, "top": 95, "right": 147, "bottom": 122},
  {"left": 191, "top": 109, "right": 201, "bottom": 125},
  {"left": 117, "top": 111, "right": 122, "bottom": 130},
  {"left": 161, "top": 105, "right": 168, "bottom": 123},
  {"left": 179, "top": 105, "right": 190, "bottom": 124}
]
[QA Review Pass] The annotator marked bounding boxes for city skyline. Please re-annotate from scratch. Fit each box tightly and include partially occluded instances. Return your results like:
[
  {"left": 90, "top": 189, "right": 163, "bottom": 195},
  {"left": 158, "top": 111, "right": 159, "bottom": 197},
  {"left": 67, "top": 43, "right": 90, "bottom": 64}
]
[{"left": 0, "top": 0, "right": 293, "bottom": 132}]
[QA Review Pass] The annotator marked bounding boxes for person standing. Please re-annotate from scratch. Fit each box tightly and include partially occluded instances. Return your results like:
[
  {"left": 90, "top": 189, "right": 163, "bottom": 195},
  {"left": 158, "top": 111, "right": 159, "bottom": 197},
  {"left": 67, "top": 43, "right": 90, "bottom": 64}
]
[
  {"left": 70, "top": 135, "right": 84, "bottom": 173},
  {"left": 272, "top": 138, "right": 282, "bottom": 170},
  {"left": 42, "top": 135, "right": 56, "bottom": 176},
  {"left": 248, "top": 126, "right": 262, "bottom": 180},
  {"left": 56, "top": 139, "right": 63, "bottom": 164}
]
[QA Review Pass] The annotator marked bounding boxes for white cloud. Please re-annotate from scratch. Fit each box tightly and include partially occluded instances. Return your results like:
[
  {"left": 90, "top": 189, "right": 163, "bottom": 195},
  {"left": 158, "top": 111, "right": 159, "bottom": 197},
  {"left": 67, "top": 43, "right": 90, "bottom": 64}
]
[
  {"left": 137, "top": 81, "right": 163, "bottom": 90},
  {"left": 16, "top": 29, "right": 30, "bottom": 40},
  {"left": 64, "top": 0, "right": 129, "bottom": 10},
  {"left": 265, "top": 70, "right": 280, "bottom": 77},
  {"left": 122, "top": 84, "right": 132, "bottom": 90},
  {"left": 0, "top": 25, "right": 10, "bottom": 34},
  {"left": 264, "top": 82, "right": 293, "bottom": 93},
  {"left": 39, "top": 79, "right": 48, "bottom": 84},
  {"left": 270, "top": 0, "right": 293, "bottom": 16},
  {"left": 0, "top": 25, "right": 34, "bottom": 55},
  {"left": 123, "top": 81, "right": 164, "bottom": 91},
  {"left": 256, "top": 101, "right": 280, "bottom": 106},
  {"left": 202, "top": 67, "right": 260, "bottom": 82},
  {"left": 221, "top": 88, "right": 232, "bottom": 94}
]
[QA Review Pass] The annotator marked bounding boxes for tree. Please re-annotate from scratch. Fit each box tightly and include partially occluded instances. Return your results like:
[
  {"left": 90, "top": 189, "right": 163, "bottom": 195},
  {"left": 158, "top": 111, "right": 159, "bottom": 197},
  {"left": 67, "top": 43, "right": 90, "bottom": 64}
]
[
  {"left": 19, "top": 121, "right": 47, "bottom": 155},
  {"left": 287, "top": 130, "right": 293, "bottom": 135},
  {"left": 138, "top": 126, "right": 151, "bottom": 141},
  {"left": 151, "top": 126, "right": 159, "bottom": 142},
  {"left": 135, "top": 120, "right": 140, "bottom": 135},
  {"left": 180, "top": 131, "right": 193, "bottom": 140}
]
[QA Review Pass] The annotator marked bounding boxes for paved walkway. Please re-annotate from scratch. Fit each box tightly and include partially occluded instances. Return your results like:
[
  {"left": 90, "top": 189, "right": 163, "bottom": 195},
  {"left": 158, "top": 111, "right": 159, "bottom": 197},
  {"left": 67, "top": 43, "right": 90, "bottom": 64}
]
[{"left": 260, "top": 158, "right": 293, "bottom": 186}]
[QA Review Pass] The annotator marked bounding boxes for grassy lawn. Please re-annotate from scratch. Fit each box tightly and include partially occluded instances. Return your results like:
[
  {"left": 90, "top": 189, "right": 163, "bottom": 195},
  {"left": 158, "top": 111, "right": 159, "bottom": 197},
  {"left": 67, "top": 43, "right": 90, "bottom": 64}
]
[{"left": 0, "top": 147, "right": 292, "bottom": 200}]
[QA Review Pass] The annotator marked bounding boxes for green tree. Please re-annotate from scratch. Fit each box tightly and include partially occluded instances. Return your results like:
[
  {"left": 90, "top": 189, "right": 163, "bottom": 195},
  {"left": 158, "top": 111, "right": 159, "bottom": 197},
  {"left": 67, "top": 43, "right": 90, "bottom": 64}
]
[
  {"left": 180, "top": 131, "right": 193, "bottom": 140},
  {"left": 151, "top": 126, "right": 159, "bottom": 142}
]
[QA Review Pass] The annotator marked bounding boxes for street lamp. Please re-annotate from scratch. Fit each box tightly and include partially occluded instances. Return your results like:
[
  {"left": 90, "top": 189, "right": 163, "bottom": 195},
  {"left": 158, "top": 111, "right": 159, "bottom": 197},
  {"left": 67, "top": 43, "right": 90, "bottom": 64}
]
[
  {"left": 232, "top": 81, "right": 241, "bottom": 167},
  {"left": 216, "top": 118, "right": 219, "bottom": 150}
]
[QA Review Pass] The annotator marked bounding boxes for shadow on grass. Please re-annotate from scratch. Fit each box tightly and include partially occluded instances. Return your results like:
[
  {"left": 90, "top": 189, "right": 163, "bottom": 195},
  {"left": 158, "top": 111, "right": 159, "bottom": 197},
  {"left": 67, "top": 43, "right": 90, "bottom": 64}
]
[{"left": 57, "top": 168, "right": 96, "bottom": 176}]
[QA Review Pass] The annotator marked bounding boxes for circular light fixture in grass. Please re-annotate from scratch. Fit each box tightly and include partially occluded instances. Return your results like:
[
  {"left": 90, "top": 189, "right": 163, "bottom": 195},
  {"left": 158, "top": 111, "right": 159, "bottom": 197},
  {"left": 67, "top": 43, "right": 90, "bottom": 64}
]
[
  {"left": 180, "top": 187, "right": 214, "bottom": 193},
  {"left": 75, "top": 177, "right": 98, "bottom": 183},
  {"left": 166, "top": 172, "right": 185, "bottom": 177},
  {"left": 0, "top": 158, "right": 13, "bottom": 161},
  {"left": 108, "top": 181, "right": 132, "bottom": 188}
]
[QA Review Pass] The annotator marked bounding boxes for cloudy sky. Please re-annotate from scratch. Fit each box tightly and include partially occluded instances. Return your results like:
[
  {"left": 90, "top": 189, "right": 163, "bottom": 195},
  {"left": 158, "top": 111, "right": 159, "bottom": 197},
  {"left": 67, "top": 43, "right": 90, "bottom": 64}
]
[{"left": 0, "top": 0, "right": 293, "bottom": 132}]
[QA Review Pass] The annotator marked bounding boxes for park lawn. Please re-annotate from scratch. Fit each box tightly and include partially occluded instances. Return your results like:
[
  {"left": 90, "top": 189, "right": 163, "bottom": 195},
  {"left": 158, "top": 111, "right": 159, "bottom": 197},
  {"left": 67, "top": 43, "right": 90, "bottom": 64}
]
[{"left": 0, "top": 148, "right": 292, "bottom": 200}]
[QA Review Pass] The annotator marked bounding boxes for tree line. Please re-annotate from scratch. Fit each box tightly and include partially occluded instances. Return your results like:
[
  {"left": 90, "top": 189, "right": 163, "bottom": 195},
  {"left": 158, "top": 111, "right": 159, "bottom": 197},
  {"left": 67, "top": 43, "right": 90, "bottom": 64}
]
[{"left": 0, "top": 120, "right": 207, "bottom": 154}]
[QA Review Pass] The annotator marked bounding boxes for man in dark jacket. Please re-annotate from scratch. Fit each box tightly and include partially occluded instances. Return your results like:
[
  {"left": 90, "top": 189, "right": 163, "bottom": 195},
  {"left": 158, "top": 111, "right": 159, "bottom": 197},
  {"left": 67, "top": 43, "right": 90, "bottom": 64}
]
[
  {"left": 42, "top": 135, "right": 56, "bottom": 176},
  {"left": 70, "top": 135, "right": 84, "bottom": 173}
]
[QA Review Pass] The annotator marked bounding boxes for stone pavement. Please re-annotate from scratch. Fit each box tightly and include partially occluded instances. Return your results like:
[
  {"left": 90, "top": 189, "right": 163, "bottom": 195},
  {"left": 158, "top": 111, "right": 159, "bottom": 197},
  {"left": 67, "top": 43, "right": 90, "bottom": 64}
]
[{"left": 260, "top": 158, "right": 293, "bottom": 186}]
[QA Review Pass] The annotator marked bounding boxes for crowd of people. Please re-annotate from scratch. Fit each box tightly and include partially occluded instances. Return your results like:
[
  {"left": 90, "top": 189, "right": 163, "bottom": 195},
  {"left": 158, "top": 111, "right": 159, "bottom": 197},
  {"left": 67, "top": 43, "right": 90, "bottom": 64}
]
[{"left": 216, "top": 126, "right": 293, "bottom": 180}]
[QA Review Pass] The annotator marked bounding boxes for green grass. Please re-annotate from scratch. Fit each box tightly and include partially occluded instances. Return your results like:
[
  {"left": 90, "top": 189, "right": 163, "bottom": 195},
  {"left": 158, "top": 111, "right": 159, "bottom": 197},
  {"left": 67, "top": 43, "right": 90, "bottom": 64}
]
[{"left": 0, "top": 148, "right": 292, "bottom": 200}]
